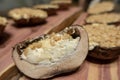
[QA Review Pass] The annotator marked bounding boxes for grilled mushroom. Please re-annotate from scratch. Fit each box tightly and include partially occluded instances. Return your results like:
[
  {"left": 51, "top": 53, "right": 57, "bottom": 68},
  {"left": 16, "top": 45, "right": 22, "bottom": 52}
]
[
  {"left": 50, "top": 0, "right": 72, "bottom": 10},
  {"left": 8, "top": 7, "right": 48, "bottom": 25},
  {"left": 34, "top": 4, "right": 59, "bottom": 16},
  {"left": 83, "top": 24, "right": 120, "bottom": 62}
]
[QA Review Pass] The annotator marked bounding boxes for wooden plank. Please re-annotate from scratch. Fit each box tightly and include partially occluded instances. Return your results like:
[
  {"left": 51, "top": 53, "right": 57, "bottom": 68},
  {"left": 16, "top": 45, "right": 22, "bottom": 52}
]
[
  {"left": 73, "top": 12, "right": 88, "bottom": 25},
  {"left": 0, "top": 7, "right": 81, "bottom": 77}
]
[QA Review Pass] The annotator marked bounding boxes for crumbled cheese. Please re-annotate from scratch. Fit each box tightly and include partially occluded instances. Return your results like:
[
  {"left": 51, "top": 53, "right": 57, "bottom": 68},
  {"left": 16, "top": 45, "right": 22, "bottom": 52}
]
[
  {"left": 34, "top": 4, "right": 59, "bottom": 9},
  {"left": 86, "top": 13, "right": 120, "bottom": 23},
  {"left": 9, "top": 8, "right": 48, "bottom": 20},
  {"left": 88, "top": 1, "right": 114, "bottom": 14},
  {"left": 84, "top": 24, "right": 120, "bottom": 50},
  {"left": 51, "top": 0, "right": 72, "bottom": 4}
]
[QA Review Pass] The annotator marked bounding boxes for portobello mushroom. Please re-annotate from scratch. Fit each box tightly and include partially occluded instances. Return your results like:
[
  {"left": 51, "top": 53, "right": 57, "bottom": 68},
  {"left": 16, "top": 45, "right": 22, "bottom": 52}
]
[
  {"left": 33, "top": 4, "right": 59, "bottom": 16},
  {"left": 12, "top": 25, "right": 88, "bottom": 79},
  {"left": 50, "top": 0, "right": 72, "bottom": 10},
  {"left": 83, "top": 24, "right": 120, "bottom": 62},
  {"left": 8, "top": 7, "right": 48, "bottom": 26}
]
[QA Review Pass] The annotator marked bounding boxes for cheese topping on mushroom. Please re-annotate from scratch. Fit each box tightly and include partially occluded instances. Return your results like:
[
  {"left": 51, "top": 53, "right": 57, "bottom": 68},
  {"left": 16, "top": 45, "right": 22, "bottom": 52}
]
[
  {"left": 21, "top": 33, "right": 80, "bottom": 64},
  {"left": 34, "top": 4, "right": 59, "bottom": 9},
  {"left": 9, "top": 7, "right": 48, "bottom": 20},
  {"left": 0, "top": 16, "right": 7, "bottom": 26},
  {"left": 84, "top": 24, "right": 120, "bottom": 50}
]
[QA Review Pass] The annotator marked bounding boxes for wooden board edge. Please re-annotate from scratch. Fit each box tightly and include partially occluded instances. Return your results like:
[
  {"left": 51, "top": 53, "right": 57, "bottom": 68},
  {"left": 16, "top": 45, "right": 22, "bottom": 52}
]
[
  {"left": 46, "top": 8, "right": 82, "bottom": 34},
  {"left": 0, "top": 63, "right": 17, "bottom": 80}
]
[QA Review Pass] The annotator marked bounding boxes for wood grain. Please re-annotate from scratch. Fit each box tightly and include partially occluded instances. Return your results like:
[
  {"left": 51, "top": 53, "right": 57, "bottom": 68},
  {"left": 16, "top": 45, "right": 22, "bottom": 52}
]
[
  {"left": 0, "top": 10, "right": 120, "bottom": 80},
  {"left": 0, "top": 7, "right": 81, "bottom": 77}
]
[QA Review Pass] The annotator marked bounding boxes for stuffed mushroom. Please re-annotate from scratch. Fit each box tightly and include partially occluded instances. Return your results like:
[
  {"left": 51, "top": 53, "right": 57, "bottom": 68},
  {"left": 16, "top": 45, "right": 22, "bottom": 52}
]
[{"left": 12, "top": 25, "right": 88, "bottom": 79}]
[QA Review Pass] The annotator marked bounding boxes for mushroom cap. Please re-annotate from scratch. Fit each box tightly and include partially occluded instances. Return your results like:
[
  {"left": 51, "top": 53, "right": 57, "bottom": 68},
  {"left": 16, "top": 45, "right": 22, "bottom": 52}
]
[{"left": 12, "top": 25, "right": 88, "bottom": 79}]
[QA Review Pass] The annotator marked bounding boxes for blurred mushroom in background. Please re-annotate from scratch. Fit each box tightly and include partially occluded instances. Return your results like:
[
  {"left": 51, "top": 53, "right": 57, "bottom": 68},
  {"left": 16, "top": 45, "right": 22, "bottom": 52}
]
[
  {"left": 89, "top": 0, "right": 120, "bottom": 12},
  {"left": 0, "top": 0, "right": 51, "bottom": 17}
]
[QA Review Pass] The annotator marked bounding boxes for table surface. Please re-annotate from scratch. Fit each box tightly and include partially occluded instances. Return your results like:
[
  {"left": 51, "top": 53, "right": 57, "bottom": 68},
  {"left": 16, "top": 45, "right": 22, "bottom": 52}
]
[{"left": 0, "top": 7, "right": 120, "bottom": 80}]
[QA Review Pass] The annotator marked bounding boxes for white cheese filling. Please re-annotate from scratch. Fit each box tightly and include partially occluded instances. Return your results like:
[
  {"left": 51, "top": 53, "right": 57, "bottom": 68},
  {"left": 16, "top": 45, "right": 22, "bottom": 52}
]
[{"left": 21, "top": 34, "right": 80, "bottom": 64}]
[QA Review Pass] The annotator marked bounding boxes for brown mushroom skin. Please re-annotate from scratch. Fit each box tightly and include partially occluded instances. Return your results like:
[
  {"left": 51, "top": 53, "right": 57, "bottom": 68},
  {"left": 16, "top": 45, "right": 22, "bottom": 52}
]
[
  {"left": 41, "top": 8, "right": 57, "bottom": 16},
  {"left": 14, "top": 17, "right": 46, "bottom": 26},
  {"left": 88, "top": 46, "right": 120, "bottom": 60},
  {"left": 12, "top": 25, "right": 88, "bottom": 79},
  {"left": 58, "top": 3, "right": 70, "bottom": 10}
]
